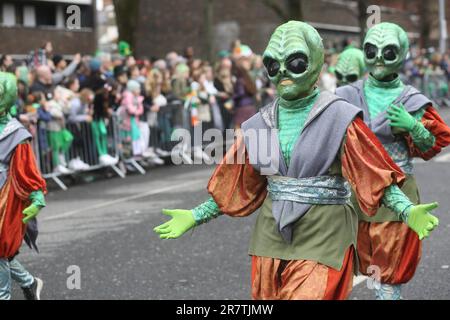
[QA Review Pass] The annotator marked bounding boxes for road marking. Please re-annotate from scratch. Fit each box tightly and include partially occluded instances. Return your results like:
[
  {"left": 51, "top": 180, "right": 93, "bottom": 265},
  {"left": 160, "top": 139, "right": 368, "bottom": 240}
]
[
  {"left": 353, "top": 275, "right": 368, "bottom": 287},
  {"left": 42, "top": 179, "right": 205, "bottom": 221},
  {"left": 434, "top": 152, "right": 450, "bottom": 163}
]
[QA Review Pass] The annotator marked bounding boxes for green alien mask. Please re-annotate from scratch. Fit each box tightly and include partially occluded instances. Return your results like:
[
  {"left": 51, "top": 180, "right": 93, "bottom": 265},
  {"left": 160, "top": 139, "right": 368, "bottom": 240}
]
[
  {"left": 335, "top": 48, "right": 365, "bottom": 86},
  {"left": 263, "top": 21, "right": 324, "bottom": 101},
  {"left": 363, "top": 22, "right": 409, "bottom": 81},
  {"left": 0, "top": 72, "right": 17, "bottom": 116}
]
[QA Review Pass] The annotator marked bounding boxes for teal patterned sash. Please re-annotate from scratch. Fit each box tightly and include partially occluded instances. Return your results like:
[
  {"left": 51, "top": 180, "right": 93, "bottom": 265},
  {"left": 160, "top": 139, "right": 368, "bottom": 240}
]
[
  {"left": 267, "top": 175, "right": 351, "bottom": 205},
  {"left": 383, "top": 141, "right": 413, "bottom": 175}
]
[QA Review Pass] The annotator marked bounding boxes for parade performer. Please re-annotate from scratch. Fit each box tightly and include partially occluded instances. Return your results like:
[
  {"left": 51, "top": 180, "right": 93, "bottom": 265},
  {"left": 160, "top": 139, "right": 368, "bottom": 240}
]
[
  {"left": 336, "top": 22, "right": 450, "bottom": 300},
  {"left": 154, "top": 21, "right": 440, "bottom": 300},
  {"left": 0, "top": 72, "right": 47, "bottom": 300},
  {"left": 334, "top": 48, "right": 365, "bottom": 86}
]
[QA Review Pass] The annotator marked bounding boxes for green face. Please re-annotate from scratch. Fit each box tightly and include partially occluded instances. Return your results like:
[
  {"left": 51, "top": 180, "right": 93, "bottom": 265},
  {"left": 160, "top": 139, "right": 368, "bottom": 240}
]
[
  {"left": 0, "top": 72, "right": 17, "bottom": 115},
  {"left": 263, "top": 21, "right": 324, "bottom": 100},
  {"left": 363, "top": 22, "right": 409, "bottom": 81},
  {"left": 335, "top": 48, "right": 365, "bottom": 86}
]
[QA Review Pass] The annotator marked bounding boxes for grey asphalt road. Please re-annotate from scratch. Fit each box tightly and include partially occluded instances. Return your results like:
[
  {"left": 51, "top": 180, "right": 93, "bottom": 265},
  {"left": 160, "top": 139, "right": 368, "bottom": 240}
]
[{"left": 10, "top": 109, "right": 450, "bottom": 300}]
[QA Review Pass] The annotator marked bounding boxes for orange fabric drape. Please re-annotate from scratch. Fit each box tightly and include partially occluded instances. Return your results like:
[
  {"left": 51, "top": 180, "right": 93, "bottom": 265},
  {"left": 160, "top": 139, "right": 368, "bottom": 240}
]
[
  {"left": 357, "top": 221, "right": 421, "bottom": 284},
  {"left": 342, "top": 118, "right": 406, "bottom": 217},
  {"left": 207, "top": 133, "right": 267, "bottom": 217},
  {"left": 405, "top": 106, "right": 450, "bottom": 160},
  {"left": 251, "top": 247, "right": 355, "bottom": 300},
  {"left": 0, "top": 143, "right": 47, "bottom": 258}
]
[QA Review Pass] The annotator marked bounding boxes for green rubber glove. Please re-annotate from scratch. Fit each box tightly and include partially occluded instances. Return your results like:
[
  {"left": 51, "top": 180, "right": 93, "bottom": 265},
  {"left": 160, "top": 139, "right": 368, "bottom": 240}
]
[
  {"left": 22, "top": 204, "right": 41, "bottom": 224},
  {"left": 153, "top": 209, "right": 196, "bottom": 239},
  {"left": 386, "top": 103, "right": 416, "bottom": 132},
  {"left": 407, "top": 202, "right": 439, "bottom": 240}
]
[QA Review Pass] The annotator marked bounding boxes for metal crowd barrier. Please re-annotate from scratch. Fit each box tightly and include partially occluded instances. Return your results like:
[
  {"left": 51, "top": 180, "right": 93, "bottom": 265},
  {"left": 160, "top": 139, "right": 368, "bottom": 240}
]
[
  {"left": 404, "top": 74, "right": 450, "bottom": 107},
  {"left": 32, "top": 100, "right": 222, "bottom": 191},
  {"left": 149, "top": 100, "right": 185, "bottom": 154},
  {"left": 33, "top": 114, "right": 125, "bottom": 191}
]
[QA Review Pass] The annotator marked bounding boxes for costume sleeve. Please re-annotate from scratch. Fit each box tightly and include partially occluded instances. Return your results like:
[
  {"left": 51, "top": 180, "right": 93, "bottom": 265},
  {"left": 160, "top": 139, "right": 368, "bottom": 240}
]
[
  {"left": 206, "top": 132, "right": 268, "bottom": 217},
  {"left": 10, "top": 143, "right": 47, "bottom": 202},
  {"left": 192, "top": 197, "right": 222, "bottom": 225},
  {"left": 29, "top": 190, "right": 46, "bottom": 208},
  {"left": 341, "top": 117, "right": 406, "bottom": 217},
  {"left": 382, "top": 185, "right": 413, "bottom": 222},
  {"left": 405, "top": 106, "right": 450, "bottom": 160}
]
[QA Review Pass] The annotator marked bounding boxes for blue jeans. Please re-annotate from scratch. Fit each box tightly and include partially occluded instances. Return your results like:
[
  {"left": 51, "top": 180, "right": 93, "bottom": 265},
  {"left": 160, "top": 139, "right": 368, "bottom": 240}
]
[{"left": 0, "top": 258, "right": 34, "bottom": 300}]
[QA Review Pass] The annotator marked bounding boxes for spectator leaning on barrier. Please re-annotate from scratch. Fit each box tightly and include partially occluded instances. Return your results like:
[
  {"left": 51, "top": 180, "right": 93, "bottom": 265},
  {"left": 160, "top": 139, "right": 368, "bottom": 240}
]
[
  {"left": 144, "top": 68, "right": 170, "bottom": 163},
  {"left": 67, "top": 88, "right": 94, "bottom": 170},
  {"left": 88, "top": 59, "right": 118, "bottom": 167},
  {"left": 120, "top": 80, "right": 147, "bottom": 158},
  {"left": 32, "top": 91, "right": 52, "bottom": 170},
  {"left": 46, "top": 87, "right": 74, "bottom": 174}
]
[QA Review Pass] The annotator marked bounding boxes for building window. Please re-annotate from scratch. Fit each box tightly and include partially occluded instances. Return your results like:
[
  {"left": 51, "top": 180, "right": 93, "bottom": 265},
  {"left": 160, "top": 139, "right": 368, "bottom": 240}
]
[
  {"left": 15, "top": 3, "right": 24, "bottom": 26},
  {"left": 36, "top": 3, "right": 56, "bottom": 27}
]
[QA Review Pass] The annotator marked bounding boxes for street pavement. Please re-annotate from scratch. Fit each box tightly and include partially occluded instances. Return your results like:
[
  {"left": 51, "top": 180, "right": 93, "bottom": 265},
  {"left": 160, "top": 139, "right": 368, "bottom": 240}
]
[{"left": 11, "top": 109, "right": 450, "bottom": 300}]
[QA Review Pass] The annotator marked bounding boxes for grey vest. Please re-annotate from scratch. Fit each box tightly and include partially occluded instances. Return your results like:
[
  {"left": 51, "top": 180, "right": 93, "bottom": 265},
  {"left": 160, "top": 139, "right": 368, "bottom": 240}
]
[
  {"left": 336, "top": 79, "right": 432, "bottom": 144},
  {"left": 0, "top": 119, "right": 33, "bottom": 189},
  {"left": 241, "top": 91, "right": 362, "bottom": 243}
]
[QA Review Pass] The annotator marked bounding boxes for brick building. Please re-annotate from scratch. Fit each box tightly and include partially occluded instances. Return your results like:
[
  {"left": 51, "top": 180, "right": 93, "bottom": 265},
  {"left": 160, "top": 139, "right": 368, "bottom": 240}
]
[
  {"left": 133, "top": 0, "right": 449, "bottom": 59},
  {"left": 0, "top": 0, "right": 97, "bottom": 55}
]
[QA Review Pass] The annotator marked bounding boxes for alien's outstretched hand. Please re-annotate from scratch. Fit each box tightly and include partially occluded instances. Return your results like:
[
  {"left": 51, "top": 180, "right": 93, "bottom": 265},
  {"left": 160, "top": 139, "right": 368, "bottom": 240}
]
[
  {"left": 387, "top": 103, "right": 416, "bottom": 132},
  {"left": 22, "top": 204, "right": 41, "bottom": 224},
  {"left": 154, "top": 209, "right": 196, "bottom": 239},
  {"left": 407, "top": 202, "right": 439, "bottom": 240}
]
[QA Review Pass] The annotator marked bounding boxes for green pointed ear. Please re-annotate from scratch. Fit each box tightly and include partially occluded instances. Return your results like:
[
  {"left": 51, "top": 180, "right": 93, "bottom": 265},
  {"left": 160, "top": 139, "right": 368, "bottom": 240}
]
[{"left": 0, "top": 72, "right": 18, "bottom": 114}]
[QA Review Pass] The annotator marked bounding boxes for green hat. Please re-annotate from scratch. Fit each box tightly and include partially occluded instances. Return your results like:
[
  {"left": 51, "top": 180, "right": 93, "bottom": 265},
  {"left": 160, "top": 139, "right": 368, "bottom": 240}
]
[{"left": 119, "top": 41, "right": 132, "bottom": 57}]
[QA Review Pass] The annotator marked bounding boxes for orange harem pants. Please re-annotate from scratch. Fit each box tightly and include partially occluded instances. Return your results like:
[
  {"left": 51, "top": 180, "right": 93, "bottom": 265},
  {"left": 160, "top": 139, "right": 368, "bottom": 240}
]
[
  {"left": 251, "top": 247, "right": 354, "bottom": 300},
  {"left": 357, "top": 221, "right": 421, "bottom": 284}
]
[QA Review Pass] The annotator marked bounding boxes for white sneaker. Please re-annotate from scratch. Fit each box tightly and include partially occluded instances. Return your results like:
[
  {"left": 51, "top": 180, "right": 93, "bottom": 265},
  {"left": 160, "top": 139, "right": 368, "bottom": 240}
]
[
  {"left": 147, "top": 156, "right": 164, "bottom": 165},
  {"left": 69, "top": 158, "right": 90, "bottom": 171},
  {"left": 54, "top": 164, "right": 71, "bottom": 174},
  {"left": 144, "top": 147, "right": 158, "bottom": 158},
  {"left": 105, "top": 154, "right": 119, "bottom": 165},
  {"left": 99, "top": 154, "right": 118, "bottom": 166},
  {"left": 155, "top": 148, "right": 171, "bottom": 157},
  {"left": 77, "top": 159, "right": 91, "bottom": 170},
  {"left": 142, "top": 149, "right": 157, "bottom": 159}
]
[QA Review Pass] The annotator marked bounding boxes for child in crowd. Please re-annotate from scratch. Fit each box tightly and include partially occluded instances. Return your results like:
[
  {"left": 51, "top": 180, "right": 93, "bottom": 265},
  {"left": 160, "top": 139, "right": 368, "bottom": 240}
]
[
  {"left": 47, "top": 87, "right": 74, "bottom": 174},
  {"left": 67, "top": 88, "right": 94, "bottom": 169},
  {"left": 120, "top": 80, "right": 152, "bottom": 159}
]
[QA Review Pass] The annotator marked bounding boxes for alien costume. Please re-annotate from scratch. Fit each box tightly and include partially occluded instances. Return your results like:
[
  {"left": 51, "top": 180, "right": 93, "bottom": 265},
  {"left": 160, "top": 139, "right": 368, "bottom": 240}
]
[
  {"left": 336, "top": 22, "right": 450, "bottom": 300},
  {"left": 335, "top": 48, "right": 365, "bottom": 86},
  {"left": 0, "top": 73, "right": 47, "bottom": 300},
  {"left": 155, "top": 21, "right": 440, "bottom": 300}
]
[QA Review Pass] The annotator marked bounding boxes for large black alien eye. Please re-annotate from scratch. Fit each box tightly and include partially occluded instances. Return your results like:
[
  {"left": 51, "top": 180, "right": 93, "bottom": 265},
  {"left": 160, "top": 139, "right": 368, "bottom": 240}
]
[
  {"left": 335, "top": 71, "right": 343, "bottom": 80},
  {"left": 364, "top": 43, "right": 378, "bottom": 60},
  {"left": 383, "top": 45, "right": 398, "bottom": 61},
  {"left": 346, "top": 74, "right": 358, "bottom": 83},
  {"left": 263, "top": 58, "right": 280, "bottom": 77},
  {"left": 286, "top": 53, "right": 308, "bottom": 74}
]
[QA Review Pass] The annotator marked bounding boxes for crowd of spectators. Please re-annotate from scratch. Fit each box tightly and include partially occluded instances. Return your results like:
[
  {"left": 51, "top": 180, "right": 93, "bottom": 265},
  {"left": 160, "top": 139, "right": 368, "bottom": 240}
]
[
  {"left": 0, "top": 40, "right": 274, "bottom": 176},
  {"left": 2, "top": 39, "right": 449, "bottom": 178}
]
